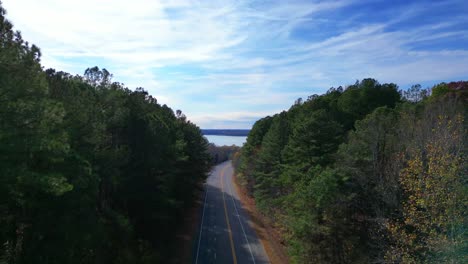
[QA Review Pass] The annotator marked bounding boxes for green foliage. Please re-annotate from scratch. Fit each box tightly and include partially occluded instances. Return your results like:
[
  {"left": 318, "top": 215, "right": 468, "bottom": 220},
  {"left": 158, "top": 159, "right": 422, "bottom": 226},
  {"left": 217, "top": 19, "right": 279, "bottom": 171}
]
[
  {"left": 206, "top": 143, "right": 240, "bottom": 164},
  {"left": 235, "top": 78, "right": 466, "bottom": 263},
  {"left": 237, "top": 116, "right": 274, "bottom": 194},
  {"left": 431, "top": 83, "right": 450, "bottom": 98},
  {"left": 337, "top": 78, "right": 401, "bottom": 121},
  {"left": 386, "top": 112, "right": 466, "bottom": 263},
  {"left": 253, "top": 112, "right": 291, "bottom": 211},
  {"left": 0, "top": 4, "right": 210, "bottom": 263}
]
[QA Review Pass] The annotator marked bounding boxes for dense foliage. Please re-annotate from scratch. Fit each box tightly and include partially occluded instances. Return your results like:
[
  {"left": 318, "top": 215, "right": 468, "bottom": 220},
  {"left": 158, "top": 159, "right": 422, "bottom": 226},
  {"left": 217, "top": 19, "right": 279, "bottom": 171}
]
[
  {"left": 207, "top": 143, "right": 240, "bottom": 165},
  {"left": 0, "top": 4, "right": 210, "bottom": 263},
  {"left": 235, "top": 79, "right": 467, "bottom": 263}
]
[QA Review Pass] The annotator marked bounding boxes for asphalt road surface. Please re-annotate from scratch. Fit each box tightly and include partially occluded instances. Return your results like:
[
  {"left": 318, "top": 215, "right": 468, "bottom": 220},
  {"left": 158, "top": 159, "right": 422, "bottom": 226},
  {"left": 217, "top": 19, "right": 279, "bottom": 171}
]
[{"left": 193, "top": 161, "right": 270, "bottom": 264}]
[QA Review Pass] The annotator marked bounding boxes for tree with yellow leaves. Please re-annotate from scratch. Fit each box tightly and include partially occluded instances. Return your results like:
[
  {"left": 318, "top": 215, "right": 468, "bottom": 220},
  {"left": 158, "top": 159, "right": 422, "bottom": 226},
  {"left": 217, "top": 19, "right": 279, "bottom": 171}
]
[{"left": 386, "top": 111, "right": 466, "bottom": 263}]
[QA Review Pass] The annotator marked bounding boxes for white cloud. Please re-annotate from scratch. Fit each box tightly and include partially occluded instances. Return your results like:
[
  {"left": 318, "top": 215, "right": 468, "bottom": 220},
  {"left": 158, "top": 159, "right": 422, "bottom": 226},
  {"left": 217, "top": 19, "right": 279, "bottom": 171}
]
[
  {"left": 187, "top": 110, "right": 282, "bottom": 129},
  {"left": 2, "top": 0, "right": 468, "bottom": 128}
]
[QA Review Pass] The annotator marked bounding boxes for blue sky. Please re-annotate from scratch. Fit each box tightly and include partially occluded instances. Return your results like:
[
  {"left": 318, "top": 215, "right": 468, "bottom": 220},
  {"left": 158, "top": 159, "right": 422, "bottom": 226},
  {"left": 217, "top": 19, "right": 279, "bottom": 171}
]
[{"left": 3, "top": 0, "right": 468, "bottom": 128}]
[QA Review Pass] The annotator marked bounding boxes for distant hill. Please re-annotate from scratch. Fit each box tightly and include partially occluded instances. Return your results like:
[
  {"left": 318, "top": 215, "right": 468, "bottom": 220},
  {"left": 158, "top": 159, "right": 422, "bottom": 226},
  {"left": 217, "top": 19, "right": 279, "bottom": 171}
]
[{"left": 202, "top": 129, "right": 250, "bottom": 137}]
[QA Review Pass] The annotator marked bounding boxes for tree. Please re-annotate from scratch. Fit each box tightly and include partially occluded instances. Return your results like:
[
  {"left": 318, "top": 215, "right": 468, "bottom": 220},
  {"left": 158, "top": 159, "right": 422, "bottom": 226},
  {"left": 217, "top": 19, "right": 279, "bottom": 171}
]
[
  {"left": 0, "top": 6, "right": 74, "bottom": 262},
  {"left": 337, "top": 78, "right": 401, "bottom": 121},
  {"left": 403, "top": 84, "right": 429, "bottom": 102},
  {"left": 386, "top": 105, "right": 466, "bottom": 264},
  {"left": 0, "top": 3, "right": 211, "bottom": 262},
  {"left": 234, "top": 78, "right": 465, "bottom": 263}
]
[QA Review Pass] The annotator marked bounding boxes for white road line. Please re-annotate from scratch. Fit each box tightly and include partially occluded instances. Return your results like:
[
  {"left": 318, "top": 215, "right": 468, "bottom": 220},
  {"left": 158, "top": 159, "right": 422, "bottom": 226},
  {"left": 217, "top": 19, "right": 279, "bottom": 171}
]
[
  {"left": 226, "top": 165, "right": 257, "bottom": 264},
  {"left": 195, "top": 184, "right": 209, "bottom": 264}
]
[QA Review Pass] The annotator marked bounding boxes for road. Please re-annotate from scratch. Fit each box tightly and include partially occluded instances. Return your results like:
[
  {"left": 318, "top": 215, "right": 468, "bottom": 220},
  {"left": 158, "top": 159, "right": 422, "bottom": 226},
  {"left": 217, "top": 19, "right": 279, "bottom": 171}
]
[{"left": 193, "top": 161, "right": 270, "bottom": 264}]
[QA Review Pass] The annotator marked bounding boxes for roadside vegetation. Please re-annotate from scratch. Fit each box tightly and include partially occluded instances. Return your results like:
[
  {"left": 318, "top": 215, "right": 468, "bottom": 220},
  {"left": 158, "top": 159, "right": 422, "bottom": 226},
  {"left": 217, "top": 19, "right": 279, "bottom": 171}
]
[
  {"left": 207, "top": 144, "right": 240, "bottom": 165},
  {"left": 235, "top": 79, "right": 467, "bottom": 263},
  {"left": 0, "top": 4, "right": 211, "bottom": 263},
  {"left": 1, "top": 1, "right": 466, "bottom": 263}
]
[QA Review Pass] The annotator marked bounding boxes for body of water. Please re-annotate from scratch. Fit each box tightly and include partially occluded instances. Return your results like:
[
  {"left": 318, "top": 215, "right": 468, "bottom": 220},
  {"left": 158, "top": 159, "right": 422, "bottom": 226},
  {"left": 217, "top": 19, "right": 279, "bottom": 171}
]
[{"left": 204, "top": 135, "right": 247, "bottom": 146}]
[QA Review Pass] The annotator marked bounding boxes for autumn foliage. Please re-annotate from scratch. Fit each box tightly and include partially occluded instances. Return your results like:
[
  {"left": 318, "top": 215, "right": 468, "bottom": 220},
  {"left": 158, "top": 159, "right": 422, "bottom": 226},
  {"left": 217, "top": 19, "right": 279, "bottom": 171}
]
[{"left": 235, "top": 80, "right": 467, "bottom": 263}]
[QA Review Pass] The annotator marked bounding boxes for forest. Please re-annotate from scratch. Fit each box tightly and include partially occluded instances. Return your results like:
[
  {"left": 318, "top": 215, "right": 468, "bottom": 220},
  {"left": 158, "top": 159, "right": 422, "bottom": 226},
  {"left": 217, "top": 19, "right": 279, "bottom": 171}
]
[
  {"left": 207, "top": 144, "right": 240, "bottom": 165},
  {"left": 0, "top": 4, "right": 211, "bottom": 263},
  {"left": 234, "top": 79, "right": 467, "bottom": 263},
  {"left": 1, "top": 1, "right": 467, "bottom": 263}
]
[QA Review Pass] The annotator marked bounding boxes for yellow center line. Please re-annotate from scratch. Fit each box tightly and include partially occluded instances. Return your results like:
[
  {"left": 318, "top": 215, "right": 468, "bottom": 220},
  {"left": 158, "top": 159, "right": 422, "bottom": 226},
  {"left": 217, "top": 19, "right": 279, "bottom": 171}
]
[{"left": 221, "top": 164, "right": 238, "bottom": 264}]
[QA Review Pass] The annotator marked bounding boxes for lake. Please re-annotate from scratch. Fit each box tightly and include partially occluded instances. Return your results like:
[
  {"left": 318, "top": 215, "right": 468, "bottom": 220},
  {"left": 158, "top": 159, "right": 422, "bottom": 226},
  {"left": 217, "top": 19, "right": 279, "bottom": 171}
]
[{"left": 204, "top": 135, "right": 247, "bottom": 146}]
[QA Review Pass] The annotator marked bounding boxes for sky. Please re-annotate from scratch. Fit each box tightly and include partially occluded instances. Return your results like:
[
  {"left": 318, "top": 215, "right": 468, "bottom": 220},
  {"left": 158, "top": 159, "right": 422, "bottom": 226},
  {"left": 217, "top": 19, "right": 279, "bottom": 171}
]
[{"left": 2, "top": 0, "right": 468, "bottom": 128}]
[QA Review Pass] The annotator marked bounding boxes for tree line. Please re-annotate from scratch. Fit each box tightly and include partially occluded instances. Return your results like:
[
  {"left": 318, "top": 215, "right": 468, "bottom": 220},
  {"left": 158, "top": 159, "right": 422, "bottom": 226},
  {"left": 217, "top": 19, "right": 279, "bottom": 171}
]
[
  {"left": 234, "top": 79, "right": 467, "bottom": 263},
  {"left": 207, "top": 143, "right": 240, "bottom": 165},
  {"left": 0, "top": 4, "right": 211, "bottom": 263}
]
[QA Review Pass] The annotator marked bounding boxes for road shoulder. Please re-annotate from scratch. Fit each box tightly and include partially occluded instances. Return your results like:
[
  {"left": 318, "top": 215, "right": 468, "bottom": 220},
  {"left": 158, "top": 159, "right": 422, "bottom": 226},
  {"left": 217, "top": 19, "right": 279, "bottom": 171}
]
[
  {"left": 171, "top": 184, "right": 205, "bottom": 264},
  {"left": 231, "top": 171, "right": 290, "bottom": 264}
]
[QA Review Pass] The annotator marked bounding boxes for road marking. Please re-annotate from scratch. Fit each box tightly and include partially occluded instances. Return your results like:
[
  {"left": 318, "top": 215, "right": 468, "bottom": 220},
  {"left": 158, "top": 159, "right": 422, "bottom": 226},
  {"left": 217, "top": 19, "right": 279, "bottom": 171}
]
[
  {"left": 221, "top": 165, "right": 238, "bottom": 264},
  {"left": 225, "top": 165, "right": 257, "bottom": 263},
  {"left": 195, "top": 183, "right": 209, "bottom": 264}
]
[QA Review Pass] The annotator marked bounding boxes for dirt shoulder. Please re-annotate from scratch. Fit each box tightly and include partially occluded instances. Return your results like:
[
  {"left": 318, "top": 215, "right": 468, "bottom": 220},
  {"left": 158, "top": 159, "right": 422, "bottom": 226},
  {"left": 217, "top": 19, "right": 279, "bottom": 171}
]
[{"left": 231, "top": 173, "right": 290, "bottom": 264}]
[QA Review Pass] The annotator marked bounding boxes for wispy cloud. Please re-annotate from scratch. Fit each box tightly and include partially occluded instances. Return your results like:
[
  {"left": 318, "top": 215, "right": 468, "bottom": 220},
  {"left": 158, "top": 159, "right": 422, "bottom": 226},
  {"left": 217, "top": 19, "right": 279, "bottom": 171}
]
[{"left": 3, "top": 0, "right": 468, "bottom": 128}]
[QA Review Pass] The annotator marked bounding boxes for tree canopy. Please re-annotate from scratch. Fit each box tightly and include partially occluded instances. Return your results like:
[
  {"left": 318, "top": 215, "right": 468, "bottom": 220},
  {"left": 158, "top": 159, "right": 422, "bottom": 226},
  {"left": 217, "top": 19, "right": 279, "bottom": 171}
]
[
  {"left": 235, "top": 78, "right": 467, "bottom": 263},
  {"left": 0, "top": 4, "right": 210, "bottom": 263}
]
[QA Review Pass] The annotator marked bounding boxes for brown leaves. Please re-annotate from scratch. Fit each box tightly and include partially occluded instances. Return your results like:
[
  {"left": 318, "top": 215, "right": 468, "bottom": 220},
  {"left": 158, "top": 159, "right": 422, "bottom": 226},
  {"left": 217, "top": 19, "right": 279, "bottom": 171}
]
[{"left": 386, "top": 114, "right": 466, "bottom": 263}]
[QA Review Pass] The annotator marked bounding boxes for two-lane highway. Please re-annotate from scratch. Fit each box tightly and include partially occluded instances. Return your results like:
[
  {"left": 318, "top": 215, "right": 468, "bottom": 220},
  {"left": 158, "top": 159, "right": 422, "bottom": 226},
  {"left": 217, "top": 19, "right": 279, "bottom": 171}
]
[{"left": 194, "top": 161, "right": 270, "bottom": 264}]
